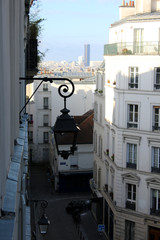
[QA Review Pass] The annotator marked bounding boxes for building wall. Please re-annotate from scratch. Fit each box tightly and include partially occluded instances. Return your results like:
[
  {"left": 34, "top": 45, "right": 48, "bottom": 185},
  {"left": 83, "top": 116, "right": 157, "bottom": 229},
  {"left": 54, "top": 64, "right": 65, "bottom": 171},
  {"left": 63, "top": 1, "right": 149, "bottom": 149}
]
[
  {"left": 0, "top": 0, "right": 30, "bottom": 239},
  {"left": 93, "top": 1, "right": 160, "bottom": 239}
]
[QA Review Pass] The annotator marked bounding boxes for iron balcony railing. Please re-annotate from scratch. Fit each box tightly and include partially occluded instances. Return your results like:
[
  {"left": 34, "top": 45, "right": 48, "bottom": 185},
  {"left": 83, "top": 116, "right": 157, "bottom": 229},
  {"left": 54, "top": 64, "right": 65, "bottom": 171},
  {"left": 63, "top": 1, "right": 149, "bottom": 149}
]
[
  {"left": 150, "top": 208, "right": 160, "bottom": 216},
  {"left": 126, "top": 200, "right": 136, "bottom": 210},
  {"left": 104, "top": 42, "right": 160, "bottom": 56}
]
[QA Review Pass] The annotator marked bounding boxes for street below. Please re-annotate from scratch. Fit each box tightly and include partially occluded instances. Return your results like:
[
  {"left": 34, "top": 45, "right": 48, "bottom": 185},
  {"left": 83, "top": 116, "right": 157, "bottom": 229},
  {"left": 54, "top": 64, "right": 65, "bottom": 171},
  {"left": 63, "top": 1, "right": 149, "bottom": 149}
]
[{"left": 30, "top": 164, "right": 106, "bottom": 240}]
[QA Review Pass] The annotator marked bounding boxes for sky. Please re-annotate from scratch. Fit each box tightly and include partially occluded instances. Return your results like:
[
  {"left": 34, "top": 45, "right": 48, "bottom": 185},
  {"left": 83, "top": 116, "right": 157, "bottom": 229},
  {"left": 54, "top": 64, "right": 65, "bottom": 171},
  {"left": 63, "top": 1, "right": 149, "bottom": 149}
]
[{"left": 32, "top": 0, "right": 122, "bottom": 62}]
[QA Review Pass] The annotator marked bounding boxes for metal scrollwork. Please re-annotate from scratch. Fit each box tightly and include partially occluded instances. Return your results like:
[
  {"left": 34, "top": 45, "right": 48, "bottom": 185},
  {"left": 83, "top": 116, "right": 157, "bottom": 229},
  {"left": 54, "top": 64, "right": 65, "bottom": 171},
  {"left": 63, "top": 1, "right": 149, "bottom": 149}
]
[{"left": 58, "top": 78, "right": 75, "bottom": 99}]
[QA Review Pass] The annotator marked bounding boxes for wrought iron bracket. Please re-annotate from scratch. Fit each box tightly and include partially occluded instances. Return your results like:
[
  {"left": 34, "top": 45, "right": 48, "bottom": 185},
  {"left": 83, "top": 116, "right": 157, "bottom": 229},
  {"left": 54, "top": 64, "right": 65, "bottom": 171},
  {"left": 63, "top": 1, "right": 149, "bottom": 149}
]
[{"left": 19, "top": 77, "right": 75, "bottom": 119}]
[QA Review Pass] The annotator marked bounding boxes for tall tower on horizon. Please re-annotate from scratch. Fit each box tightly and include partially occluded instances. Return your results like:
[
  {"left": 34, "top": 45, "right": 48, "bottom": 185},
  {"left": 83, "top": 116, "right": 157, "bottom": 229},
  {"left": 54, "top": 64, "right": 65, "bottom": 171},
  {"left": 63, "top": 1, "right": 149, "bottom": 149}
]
[{"left": 84, "top": 44, "right": 90, "bottom": 66}]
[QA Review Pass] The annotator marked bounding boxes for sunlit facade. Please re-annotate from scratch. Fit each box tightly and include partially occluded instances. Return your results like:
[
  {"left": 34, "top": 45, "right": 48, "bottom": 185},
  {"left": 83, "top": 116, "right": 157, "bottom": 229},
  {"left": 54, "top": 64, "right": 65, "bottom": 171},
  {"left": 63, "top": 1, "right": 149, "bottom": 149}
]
[{"left": 92, "top": 0, "right": 160, "bottom": 239}]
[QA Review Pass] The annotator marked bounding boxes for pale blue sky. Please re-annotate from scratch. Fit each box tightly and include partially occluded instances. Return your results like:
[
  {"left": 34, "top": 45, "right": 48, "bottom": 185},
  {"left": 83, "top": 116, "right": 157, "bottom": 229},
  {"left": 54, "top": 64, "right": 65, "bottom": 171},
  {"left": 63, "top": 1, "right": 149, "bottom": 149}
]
[{"left": 35, "top": 0, "right": 122, "bottom": 62}]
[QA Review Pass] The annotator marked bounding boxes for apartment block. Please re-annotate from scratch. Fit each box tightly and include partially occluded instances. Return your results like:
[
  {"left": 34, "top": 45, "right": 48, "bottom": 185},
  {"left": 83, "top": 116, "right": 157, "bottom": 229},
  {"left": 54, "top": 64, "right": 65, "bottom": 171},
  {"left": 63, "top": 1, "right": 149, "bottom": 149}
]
[{"left": 91, "top": 0, "right": 160, "bottom": 239}]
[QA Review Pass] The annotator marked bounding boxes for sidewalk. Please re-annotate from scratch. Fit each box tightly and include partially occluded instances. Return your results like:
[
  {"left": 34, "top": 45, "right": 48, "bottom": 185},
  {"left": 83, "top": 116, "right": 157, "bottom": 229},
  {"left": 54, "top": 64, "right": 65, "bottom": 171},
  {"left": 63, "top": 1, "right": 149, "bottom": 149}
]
[{"left": 30, "top": 164, "right": 106, "bottom": 240}]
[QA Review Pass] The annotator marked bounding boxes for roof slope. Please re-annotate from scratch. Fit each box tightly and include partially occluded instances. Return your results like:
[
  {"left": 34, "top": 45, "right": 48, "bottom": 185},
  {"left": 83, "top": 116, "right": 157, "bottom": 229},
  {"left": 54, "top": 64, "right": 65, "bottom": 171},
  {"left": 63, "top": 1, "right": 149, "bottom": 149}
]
[{"left": 58, "top": 110, "right": 94, "bottom": 145}]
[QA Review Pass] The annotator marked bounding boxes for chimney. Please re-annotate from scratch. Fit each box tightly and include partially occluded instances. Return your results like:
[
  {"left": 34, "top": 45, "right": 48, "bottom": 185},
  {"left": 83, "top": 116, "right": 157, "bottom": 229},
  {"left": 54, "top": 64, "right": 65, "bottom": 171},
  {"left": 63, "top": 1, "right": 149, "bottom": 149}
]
[
  {"left": 131, "top": 1, "right": 134, "bottom": 6},
  {"left": 129, "top": 1, "right": 131, "bottom": 6},
  {"left": 122, "top": 0, "right": 125, "bottom": 6},
  {"left": 126, "top": 2, "right": 128, "bottom": 6}
]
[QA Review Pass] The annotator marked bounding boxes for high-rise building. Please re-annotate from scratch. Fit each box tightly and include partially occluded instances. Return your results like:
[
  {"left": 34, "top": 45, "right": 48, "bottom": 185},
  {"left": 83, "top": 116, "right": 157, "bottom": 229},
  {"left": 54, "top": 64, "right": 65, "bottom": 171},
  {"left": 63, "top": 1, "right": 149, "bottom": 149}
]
[{"left": 84, "top": 44, "right": 90, "bottom": 66}]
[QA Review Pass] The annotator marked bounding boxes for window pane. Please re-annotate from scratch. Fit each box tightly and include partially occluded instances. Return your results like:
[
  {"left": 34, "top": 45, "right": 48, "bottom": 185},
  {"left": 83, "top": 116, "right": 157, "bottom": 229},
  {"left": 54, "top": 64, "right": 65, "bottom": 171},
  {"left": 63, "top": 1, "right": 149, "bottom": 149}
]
[
  {"left": 128, "top": 184, "right": 132, "bottom": 199},
  {"left": 133, "top": 185, "right": 136, "bottom": 200},
  {"left": 130, "top": 105, "right": 133, "bottom": 112},
  {"left": 135, "top": 112, "right": 138, "bottom": 122},
  {"left": 152, "top": 189, "right": 157, "bottom": 209},
  {"left": 129, "top": 112, "right": 133, "bottom": 121},
  {"left": 135, "top": 105, "right": 138, "bottom": 112}
]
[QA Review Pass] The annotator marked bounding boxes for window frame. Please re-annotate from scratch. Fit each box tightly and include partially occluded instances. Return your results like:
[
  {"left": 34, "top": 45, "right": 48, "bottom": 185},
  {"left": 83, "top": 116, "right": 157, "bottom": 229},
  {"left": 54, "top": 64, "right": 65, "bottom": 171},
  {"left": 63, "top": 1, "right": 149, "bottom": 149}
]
[
  {"left": 43, "top": 83, "right": 48, "bottom": 91},
  {"left": 43, "top": 131, "right": 49, "bottom": 144},
  {"left": 154, "top": 67, "right": 160, "bottom": 90},
  {"left": 153, "top": 106, "right": 160, "bottom": 131},
  {"left": 127, "top": 104, "right": 139, "bottom": 128},
  {"left": 43, "top": 114, "right": 49, "bottom": 126},
  {"left": 150, "top": 188, "right": 160, "bottom": 216},
  {"left": 126, "top": 183, "right": 136, "bottom": 210},
  {"left": 151, "top": 147, "right": 160, "bottom": 172},
  {"left": 125, "top": 220, "right": 135, "bottom": 240},
  {"left": 129, "top": 67, "right": 138, "bottom": 89},
  {"left": 126, "top": 143, "right": 137, "bottom": 169},
  {"left": 43, "top": 97, "right": 49, "bottom": 109}
]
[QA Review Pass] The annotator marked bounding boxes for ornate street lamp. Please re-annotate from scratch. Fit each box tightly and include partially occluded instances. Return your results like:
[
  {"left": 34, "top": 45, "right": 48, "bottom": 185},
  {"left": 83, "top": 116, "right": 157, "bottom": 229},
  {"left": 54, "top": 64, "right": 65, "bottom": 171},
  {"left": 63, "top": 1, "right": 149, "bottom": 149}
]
[
  {"left": 52, "top": 79, "right": 79, "bottom": 159},
  {"left": 19, "top": 77, "right": 79, "bottom": 159},
  {"left": 38, "top": 201, "right": 50, "bottom": 235}
]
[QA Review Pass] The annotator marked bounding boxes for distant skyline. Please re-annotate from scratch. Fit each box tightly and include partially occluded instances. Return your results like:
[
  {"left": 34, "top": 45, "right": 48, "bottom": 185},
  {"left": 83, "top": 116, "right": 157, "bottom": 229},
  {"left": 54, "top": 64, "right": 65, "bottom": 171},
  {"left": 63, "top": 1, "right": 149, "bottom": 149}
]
[{"left": 33, "top": 0, "right": 122, "bottom": 62}]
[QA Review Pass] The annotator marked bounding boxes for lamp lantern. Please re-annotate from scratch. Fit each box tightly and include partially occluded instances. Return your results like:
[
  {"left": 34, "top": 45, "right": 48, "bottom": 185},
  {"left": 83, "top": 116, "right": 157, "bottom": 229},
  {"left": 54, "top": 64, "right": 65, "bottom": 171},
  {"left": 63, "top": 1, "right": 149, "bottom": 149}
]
[
  {"left": 53, "top": 107, "right": 79, "bottom": 159},
  {"left": 52, "top": 79, "right": 79, "bottom": 159},
  {"left": 38, "top": 201, "right": 50, "bottom": 235},
  {"left": 38, "top": 213, "right": 50, "bottom": 235}
]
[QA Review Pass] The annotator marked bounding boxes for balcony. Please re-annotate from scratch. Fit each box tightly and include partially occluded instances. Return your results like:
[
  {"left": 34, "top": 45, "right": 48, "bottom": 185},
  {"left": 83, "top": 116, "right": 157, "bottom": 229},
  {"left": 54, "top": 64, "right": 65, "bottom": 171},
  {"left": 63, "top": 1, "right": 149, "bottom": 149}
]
[
  {"left": 152, "top": 125, "right": 160, "bottom": 131},
  {"left": 104, "top": 42, "right": 160, "bottom": 56},
  {"left": 127, "top": 122, "right": 138, "bottom": 128},
  {"left": 43, "top": 105, "right": 49, "bottom": 109},
  {"left": 150, "top": 208, "right": 160, "bottom": 216},
  {"left": 128, "top": 83, "right": 138, "bottom": 89},
  {"left": 126, "top": 200, "right": 136, "bottom": 210},
  {"left": 154, "top": 83, "right": 160, "bottom": 90},
  {"left": 126, "top": 162, "right": 136, "bottom": 169},
  {"left": 43, "top": 123, "right": 49, "bottom": 127},
  {"left": 151, "top": 167, "right": 160, "bottom": 173}
]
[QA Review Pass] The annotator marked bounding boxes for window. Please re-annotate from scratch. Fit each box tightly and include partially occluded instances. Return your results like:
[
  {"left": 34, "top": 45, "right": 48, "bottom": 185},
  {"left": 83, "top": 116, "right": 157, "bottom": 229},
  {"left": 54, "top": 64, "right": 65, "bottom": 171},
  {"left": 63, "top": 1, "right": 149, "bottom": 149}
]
[
  {"left": 154, "top": 67, "right": 160, "bottom": 90},
  {"left": 43, "top": 83, "right": 48, "bottom": 91},
  {"left": 98, "top": 168, "right": 101, "bottom": 189},
  {"left": 133, "top": 28, "right": 144, "bottom": 54},
  {"left": 94, "top": 102, "right": 98, "bottom": 121},
  {"left": 98, "top": 135, "right": 103, "bottom": 159},
  {"left": 129, "top": 67, "right": 138, "bottom": 89},
  {"left": 43, "top": 97, "right": 49, "bottom": 109},
  {"left": 100, "top": 104, "right": 102, "bottom": 124},
  {"left": 43, "top": 114, "right": 49, "bottom": 126},
  {"left": 110, "top": 174, "right": 114, "bottom": 200},
  {"left": 28, "top": 131, "right": 33, "bottom": 142},
  {"left": 153, "top": 106, "right": 160, "bottom": 130},
  {"left": 126, "top": 143, "right": 137, "bottom": 169},
  {"left": 151, "top": 147, "right": 160, "bottom": 173},
  {"left": 43, "top": 148, "right": 49, "bottom": 161},
  {"left": 125, "top": 220, "right": 135, "bottom": 240},
  {"left": 150, "top": 189, "right": 160, "bottom": 216},
  {"left": 94, "top": 131, "right": 97, "bottom": 153},
  {"left": 43, "top": 132, "right": 49, "bottom": 143},
  {"left": 28, "top": 114, "right": 33, "bottom": 124},
  {"left": 104, "top": 201, "right": 114, "bottom": 239},
  {"left": 127, "top": 104, "right": 138, "bottom": 128},
  {"left": 126, "top": 184, "right": 136, "bottom": 210}
]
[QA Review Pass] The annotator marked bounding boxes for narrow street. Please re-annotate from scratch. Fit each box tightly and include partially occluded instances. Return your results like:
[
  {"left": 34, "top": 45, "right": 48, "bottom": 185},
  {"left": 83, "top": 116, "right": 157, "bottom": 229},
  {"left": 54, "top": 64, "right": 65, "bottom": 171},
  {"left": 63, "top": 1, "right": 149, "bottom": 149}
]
[{"left": 30, "top": 164, "right": 106, "bottom": 240}]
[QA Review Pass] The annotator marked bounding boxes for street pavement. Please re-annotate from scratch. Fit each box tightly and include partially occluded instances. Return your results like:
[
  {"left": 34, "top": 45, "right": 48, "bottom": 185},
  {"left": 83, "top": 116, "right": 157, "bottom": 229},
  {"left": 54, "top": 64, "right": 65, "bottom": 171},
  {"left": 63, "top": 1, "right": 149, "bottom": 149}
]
[{"left": 30, "top": 164, "right": 106, "bottom": 240}]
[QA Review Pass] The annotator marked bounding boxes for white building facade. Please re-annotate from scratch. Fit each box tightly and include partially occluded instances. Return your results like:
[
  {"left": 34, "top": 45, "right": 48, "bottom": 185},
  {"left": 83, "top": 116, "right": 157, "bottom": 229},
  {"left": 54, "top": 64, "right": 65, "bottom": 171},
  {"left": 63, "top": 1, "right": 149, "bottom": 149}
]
[{"left": 92, "top": 0, "right": 160, "bottom": 239}]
